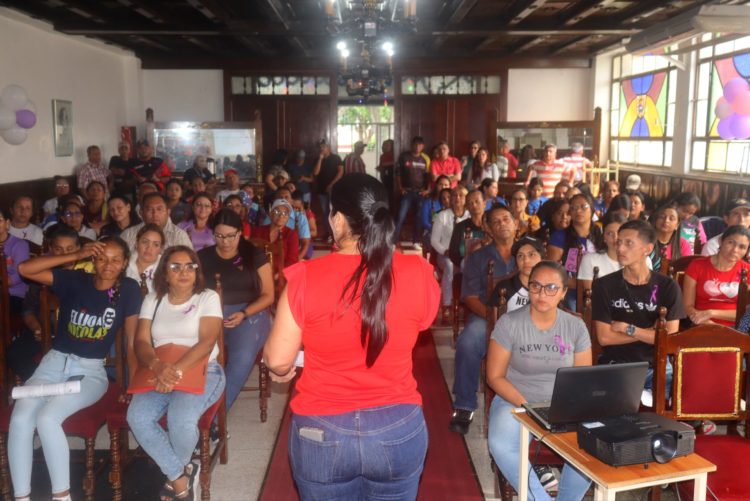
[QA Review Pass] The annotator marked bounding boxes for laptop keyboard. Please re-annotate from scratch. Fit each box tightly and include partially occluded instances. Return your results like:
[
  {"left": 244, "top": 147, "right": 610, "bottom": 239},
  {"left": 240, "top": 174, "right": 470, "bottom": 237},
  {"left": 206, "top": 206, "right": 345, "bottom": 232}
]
[{"left": 534, "top": 407, "right": 551, "bottom": 422}]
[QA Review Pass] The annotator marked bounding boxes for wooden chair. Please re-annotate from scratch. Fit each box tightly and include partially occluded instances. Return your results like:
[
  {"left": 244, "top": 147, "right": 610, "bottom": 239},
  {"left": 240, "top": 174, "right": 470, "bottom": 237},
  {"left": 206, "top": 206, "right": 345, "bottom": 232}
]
[
  {"left": 667, "top": 255, "right": 701, "bottom": 289},
  {"left": 578, "top": 266, "right": 601, "bottom": 362},
  {"left": 736, "top": 268, "right": 749, "bottom": 330},
  {"left": 653, "top": 308, "right": 750, "bottom": 500},
  {"left": 249, "top": 237, "right": 285, "bottom": 298},
  {"left": 107, "top": 273, "right": 229, "bottom": 501},
  {"left": 452, "top": 225, "right": 483, "bottom": 346},
  {"left": 0, "top": 249, "right": 24, "bottom": 350},
  {"left": 0, "top": 287, "right": 123, "bottom": 501}
]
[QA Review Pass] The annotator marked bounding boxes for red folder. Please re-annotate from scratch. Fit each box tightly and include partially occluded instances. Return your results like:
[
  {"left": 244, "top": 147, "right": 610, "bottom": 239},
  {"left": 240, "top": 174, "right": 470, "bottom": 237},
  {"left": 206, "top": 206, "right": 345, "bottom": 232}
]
[{"left": 128, "top": 344, "right": 208, "bottom": 395}]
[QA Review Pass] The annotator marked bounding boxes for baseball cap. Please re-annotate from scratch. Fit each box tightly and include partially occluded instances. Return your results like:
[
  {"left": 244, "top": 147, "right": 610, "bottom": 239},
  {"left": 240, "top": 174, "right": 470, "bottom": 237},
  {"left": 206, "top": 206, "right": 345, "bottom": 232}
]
[
  {"left": 625, "top": 174, "right": 641, "bottom": 191},
  {"left": 296, "top": 149, "right": 306, "bottom": 158},
  {"left": 136, "top": 139, "right": 150, "bottom": 147},
  {"left": 270, "top": 198, "right": 293, "bottom": 213},
  {"left": 511, "top": 236, "right": 545, "bottom": 258},
  {"left": 224, "top": 169, "right": 238, "bottom": 177},
  {"left": 725, "top": 198, "right": 750, "bottom": 215}
]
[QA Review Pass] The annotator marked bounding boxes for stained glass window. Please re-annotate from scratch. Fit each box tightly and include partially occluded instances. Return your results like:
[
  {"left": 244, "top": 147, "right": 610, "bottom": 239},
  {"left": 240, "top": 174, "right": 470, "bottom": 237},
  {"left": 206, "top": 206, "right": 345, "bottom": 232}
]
[
  {"left": 399, "top": 75, "right": 501, "bottom": 95},
  {"left": 228, "top": 75, "right": 330, "bottom": 96},
  {"left": 610, "top": 54, "right": 676, "bottom": 167},
  {"left": 692, "top": 36, "right": 750, "bottom": 174}
]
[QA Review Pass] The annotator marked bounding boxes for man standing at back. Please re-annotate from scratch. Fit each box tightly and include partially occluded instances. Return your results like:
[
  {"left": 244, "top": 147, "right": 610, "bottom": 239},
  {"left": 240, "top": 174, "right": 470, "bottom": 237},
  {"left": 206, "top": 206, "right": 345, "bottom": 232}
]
[
  {"left": 313, "top": 139, "right": 343, "bottom": 240},
  {"left": 344, "top": 141, "right": 366, "bottom": 174},
  {"left": 525, "top": 144, "right": 573, "bottom": 199},
  {"left": 394, "top": 136, "right": 430, "bottom": 247},
  {"left": 499, "top": 140, "right": 519, "bottom": 179},
  {"left": 431, "top": 142, "right": 462, "bottom": 188},
  {"left": 562, "top": 142, "right": 592, "bottom": 184},
  {"left": 132, "top": 140, "right": 171, "bottom": 190},
  {"left": 76, "top": 145, "right": 111, "bottom": 195}
]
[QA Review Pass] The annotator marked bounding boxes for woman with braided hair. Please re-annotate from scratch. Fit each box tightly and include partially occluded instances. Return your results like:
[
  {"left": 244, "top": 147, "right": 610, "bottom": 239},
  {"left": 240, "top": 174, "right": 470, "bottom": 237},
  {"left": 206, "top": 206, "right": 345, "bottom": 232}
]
[
  {"left": 264, "top": 173, "right": 440, "bottom": 500},
  {"left": 13, "top": 237, "right": 142, "bottom": 501}
]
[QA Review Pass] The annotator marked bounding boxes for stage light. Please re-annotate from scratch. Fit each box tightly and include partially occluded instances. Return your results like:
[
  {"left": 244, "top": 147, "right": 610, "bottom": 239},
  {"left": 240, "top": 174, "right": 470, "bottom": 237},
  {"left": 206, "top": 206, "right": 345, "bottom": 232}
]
[
  {"left": 336, "top": 41, "right": 347, "bottom": 51},
  {"left": 382, "top": 41, "right": 393, "bottom": 52},
  {"left": 341, "top": 48, "right": 350, "bottom": 58}
]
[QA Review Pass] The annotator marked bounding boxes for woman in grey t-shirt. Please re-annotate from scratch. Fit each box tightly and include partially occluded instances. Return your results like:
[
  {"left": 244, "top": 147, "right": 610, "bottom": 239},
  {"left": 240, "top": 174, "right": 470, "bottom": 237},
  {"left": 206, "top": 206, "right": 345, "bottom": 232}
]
[{"left": 487, "top": 261, "right": 592, "bottom": 500}]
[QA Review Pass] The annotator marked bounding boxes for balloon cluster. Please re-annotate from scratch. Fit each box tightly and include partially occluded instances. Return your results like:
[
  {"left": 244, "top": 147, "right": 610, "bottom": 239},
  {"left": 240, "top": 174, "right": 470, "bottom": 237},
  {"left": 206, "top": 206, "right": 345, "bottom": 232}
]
[
  {"left": 0, "top": 85, "right": 37, "bottom": 145},
  {"left": 715, "top": 77, "right": 750, "bottom": 140}
]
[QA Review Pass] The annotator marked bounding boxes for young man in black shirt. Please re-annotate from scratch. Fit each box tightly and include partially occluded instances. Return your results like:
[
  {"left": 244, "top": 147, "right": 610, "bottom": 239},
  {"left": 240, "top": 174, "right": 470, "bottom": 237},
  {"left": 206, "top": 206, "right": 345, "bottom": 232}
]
[
  {"left": 313, "top": 140, "right": 343, "bottom": 240},
  {"left": 592, "top": 219, "right": 685, "bottom": 391},
  {"left": 394, "top": 136, "right": 430, "bottom": 247},
  {"left": 448, "top": 190, "right": 486, "bottom": 268}
]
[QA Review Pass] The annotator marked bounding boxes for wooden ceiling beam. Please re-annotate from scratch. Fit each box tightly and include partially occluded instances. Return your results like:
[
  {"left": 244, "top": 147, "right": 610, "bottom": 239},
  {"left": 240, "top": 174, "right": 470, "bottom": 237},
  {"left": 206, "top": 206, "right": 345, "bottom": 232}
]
[
  {"left": 510, "top": 35, "right": 549, "bottom": 53},
  {"left": 549, "top": 35, "right": 590, "bottom": 55},
  {"left": 558, "top": 0, "right": 617, "bottom": 26},
  {"left": 447, "top": 0, "right": 479, "bottom": 25},
  {"left": 506, "top": 0, "right": 550, "bottom": 26}
]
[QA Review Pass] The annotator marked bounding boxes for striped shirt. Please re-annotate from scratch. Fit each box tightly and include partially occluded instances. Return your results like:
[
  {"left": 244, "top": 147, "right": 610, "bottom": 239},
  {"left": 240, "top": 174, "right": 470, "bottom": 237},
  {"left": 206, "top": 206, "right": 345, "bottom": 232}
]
[
  {"left": 562, "top": 154, "right": 592, "bottom": 183},
  {"left": 529, "top": 160, "right": 570, "bottom": 198}
]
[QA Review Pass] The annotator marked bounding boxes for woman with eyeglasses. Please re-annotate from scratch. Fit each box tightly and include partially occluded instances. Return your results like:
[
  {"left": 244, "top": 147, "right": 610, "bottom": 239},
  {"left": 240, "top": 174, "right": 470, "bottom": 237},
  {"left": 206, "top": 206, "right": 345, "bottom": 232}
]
[
  {"left": 100, "top": 195, "right": 141, "bottom": 238},
  {"left": 13, "top": 237, "right": 141, "bottom": 501},
  {"left": 546, "top": 193, "right": 602, "bottom": 310},
  {"left": 649, "top": 203, "right": 692, "bottom": 272},
  {"left": 487, "top": 261, "right": 592, "bottom": 500},
  {"left": 126, "top": 223, "right": 165, "bottom": 294},
  {"left": 508, "top": 188, "right": 539, "bottom": 237},
  {"left": 198, "top": 209, "right": 273, "bottom": 416},
  {"left": 252, "top": 199, "right": 300, "bottom": 268},
  {"left": 83, "top": 181, "right": 107, "bottom": 235},
  {"left": 59, "top": 199, "right": 96, "bottom": 242},
  {"left": 178, "top": 193, "right": 215, "bottom": 251},
  {"left": 127, "top": 245, "right": 224, "bottom": 501},
  {"left": 264, "top": 173, "right": 440, "bottom": 500}
]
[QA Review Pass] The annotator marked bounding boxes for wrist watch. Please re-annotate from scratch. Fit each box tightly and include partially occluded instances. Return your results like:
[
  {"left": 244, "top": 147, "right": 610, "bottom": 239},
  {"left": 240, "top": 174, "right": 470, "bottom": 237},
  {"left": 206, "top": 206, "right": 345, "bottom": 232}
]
[{"left": 625, "top": 324, "right": 636, "bottom": 337}]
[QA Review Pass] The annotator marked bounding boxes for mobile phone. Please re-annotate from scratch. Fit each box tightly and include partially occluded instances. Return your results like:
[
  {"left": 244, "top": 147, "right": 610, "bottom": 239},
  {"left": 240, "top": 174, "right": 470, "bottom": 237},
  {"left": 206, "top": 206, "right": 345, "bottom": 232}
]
[{"left": 67, "top": 375, "right": 84, "bottom": 382}]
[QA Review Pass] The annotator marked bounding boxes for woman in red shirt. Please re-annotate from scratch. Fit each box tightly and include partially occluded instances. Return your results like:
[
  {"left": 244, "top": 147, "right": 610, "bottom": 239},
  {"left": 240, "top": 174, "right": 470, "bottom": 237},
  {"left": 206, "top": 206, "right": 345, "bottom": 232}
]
[
  {"left": 683, "top": 225, "right": 750, "bottom": 327},
  {"left": 252, "top": 199, "right": 300, "bottom": 268},
  {"left": 264, "top": 173, "right": 440, "bottom": 500}
]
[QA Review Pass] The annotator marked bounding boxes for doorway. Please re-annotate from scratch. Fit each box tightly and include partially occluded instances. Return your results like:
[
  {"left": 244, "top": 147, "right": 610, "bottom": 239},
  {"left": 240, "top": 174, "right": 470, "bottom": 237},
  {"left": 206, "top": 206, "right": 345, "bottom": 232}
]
[{"left": 337, "top": 105, "right": 394, "bottom": 177}]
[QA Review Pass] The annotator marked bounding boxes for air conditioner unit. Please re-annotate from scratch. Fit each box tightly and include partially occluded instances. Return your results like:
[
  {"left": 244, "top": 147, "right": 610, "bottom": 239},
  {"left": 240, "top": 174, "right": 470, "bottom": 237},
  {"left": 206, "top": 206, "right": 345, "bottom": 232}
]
[{"left": 625, "top": 5, "right": 750, "bottom": 54}]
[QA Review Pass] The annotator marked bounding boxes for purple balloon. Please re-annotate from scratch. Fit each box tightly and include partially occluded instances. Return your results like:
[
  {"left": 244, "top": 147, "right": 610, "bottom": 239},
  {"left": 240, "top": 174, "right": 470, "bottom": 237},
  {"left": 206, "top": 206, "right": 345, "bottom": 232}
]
[
  {"left": 717, "top": 115, "right": 735, "bottom": 139},
  {"left": 724, "top": 77, "right": 750, "bottom": 103},
  {"left": 15, "top": 109, "right": 36, "bottom": 129},
  {"left": 730, "top": 113, "right": 750, "bottom": 140}
]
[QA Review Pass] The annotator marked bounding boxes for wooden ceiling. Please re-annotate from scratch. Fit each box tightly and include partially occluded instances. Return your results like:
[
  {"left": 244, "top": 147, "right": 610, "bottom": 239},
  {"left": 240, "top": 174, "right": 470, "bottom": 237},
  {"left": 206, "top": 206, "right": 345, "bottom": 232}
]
[{"left": 0, "top": 0, "right": 736, "bottom": 67}]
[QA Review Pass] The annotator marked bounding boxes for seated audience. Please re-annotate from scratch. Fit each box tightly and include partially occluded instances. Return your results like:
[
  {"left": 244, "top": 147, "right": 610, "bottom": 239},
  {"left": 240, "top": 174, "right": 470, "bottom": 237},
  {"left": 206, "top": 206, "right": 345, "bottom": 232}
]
[
  {"left": 629, "top": 191, "right": 647, "bottom": 221},
  {"left": 126, "top": 223, "right": 165, "bottom": 294},
  {"left": 507, "top": 188, "right": 540, "bottom": 237},
  {"left": 592, "top": 220, "right": 685, "bottom": 390},
  {"left": 607, "top": 194, "right": 632, "bottom": 220},
  {"left": 487, "top": 261, "right": 592, "bottom": 499},
  {"left": 261, "top": 187, "right": 310, "bottom": 261},
  {"left": 165, "top": 179, "right": 191, "bottom": 225},
  {"left": 290, "top": 191, "right": 316, "bottom": 259},
  {"left": 649, "top": 203, "right": 692, "bottom": 272},
  {"left": 198, "top": 210, "right": 274, "bottom": 416},
  {"left": 450, "top": 205, "right": 517, "bottom": 435},
  {"left": 420, "top": 176, "right": 451, "bottom": 246},
  {"left": 222, "top": 195, "right": 251, "bottom": 239},
  {"left": 100, "top": 194, "right": 141, "bottom": 238},
  {"left": 76, "top": 145, "right": 110, "bottom": 195},
  {"left": 431, "top": 186, "right": 469, "bottom": 319},
  {"left": 534, "top": 198, "right": 570, "bottom": 244},
  {"left": 121, "top": 193, "right": 193, "bottom": 252},
  {"left": 83, "top": 181, "right": 107, "bottom": 235},
  {"left": 178, "top": 193, "right": 215, "bottom": 252},
  {"left": 126, "top": 245, "right": 224, "bottom": 501},
  {"left": 578, "top": 212, "right": 631, "bottom": 289},
  {"left": 683, "top": 225, "right": 750, "bottom": 327},
  {"left": 59, "top": 199, "right": 96, "bottom": 241},
  {"left": 467, "top": 148, "right": 499, "bottom": 189},
  {"left": 217, "top": 169, "right": 241, "bottom": 203},
  {"left": 43, "top": 177, "right": 71, "bottom": 217},
  {"left": 480, "top": 178, "right": 505, "bottom": 210},
  {"left": 252, "top": 199, "right": 300, "bottom": 268},
  {"left": 13, "top": 237, "right": 140, "bottom": 501},
  {"left": 675, "top": 192, "right": 707, "bottom": 252},
  {"left": 448, "top": 190, "right": 486, "bottom": 268},
  {"left": 9, "top": 196, "right": 43, "bottom": 247},
  {"left": 526, "top": 178, "right": 547, "bottom": 216},
  {"left": 594, "top": 179, "right": 619, "bottom": 217},
  {"left": 701, "top": 198, "right": 750, "bottom": 256},
  {"left": 488, "top": 236, "right": 544, "bottom": 312},
  {"left": 0, "top": 207, "right": 30, "bottom": 313}
]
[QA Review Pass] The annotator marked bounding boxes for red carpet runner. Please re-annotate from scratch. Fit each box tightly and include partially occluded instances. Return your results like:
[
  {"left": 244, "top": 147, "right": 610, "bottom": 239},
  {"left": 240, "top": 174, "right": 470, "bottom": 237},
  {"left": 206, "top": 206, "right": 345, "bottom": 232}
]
[{"left": 259, "top": 330, "right": 484, "bottom": 500}]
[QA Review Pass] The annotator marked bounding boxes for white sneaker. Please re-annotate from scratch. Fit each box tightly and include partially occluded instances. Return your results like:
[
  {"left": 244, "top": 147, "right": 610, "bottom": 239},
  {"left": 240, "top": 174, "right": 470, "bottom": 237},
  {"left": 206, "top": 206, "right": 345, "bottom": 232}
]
[{"left": 413, "top": 242, "right": 422, "bottom": 251}]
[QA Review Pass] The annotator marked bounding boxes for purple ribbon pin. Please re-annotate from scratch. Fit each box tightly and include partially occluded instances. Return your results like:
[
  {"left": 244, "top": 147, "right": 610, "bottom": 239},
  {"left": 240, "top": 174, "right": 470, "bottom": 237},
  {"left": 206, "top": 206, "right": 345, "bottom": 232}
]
[
  {"left": 554, "top": 335, "right": 572, "bottom": 355},
  {"left": 649, "top": 284, "right": 659, "bottom": 304},
  {"left": 183, "top": 304, "right": 196, "bottom": 315},
  {"left": 107, "top": 288, "right": 115, "bottom": 302}
]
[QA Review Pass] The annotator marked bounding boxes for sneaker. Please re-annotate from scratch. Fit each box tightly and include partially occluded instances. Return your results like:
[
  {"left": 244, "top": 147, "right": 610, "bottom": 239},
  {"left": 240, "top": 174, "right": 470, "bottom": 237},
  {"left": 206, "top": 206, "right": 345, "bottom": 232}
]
[
  {"left": 533, "top": 464, "right": 558, "bottom": 491},
  {"left": 412, "top": 242, "right": 422, "bottom": 251},
  {"left": 449, "top": 409, "right": 474, "bottom": 435},
  {"left": 701, "top": 420, "right": 717, "bottom": 435}
]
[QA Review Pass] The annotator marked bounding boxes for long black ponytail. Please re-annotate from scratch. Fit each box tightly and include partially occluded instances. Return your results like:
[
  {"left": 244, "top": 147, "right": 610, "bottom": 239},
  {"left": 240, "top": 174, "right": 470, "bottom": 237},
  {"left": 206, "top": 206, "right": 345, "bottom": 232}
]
[{"left": 332, "top": 173, "right": 395, "bottom": 368}]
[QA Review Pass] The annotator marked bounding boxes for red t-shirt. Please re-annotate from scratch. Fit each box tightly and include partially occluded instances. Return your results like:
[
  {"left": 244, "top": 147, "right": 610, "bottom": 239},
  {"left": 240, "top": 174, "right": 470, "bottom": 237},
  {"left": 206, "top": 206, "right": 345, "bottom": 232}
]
[
  {"left": 252, "top": 225, "right": 299, "bottom": 268},
  {"left": 686, "top": 256, "right": 750, "bottom": 326},
  {"left": 431, "top": 156, "right": 462, "bottom": 187},
  {"left": 286, "top": 252, "right": 440, "bottom": 415}
]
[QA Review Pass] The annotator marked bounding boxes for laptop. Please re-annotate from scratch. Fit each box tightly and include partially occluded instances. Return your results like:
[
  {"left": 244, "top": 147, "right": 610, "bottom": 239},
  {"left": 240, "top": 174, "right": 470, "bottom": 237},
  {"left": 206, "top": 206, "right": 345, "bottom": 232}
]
[{"left": 522, "top": 362, "right": 648, "bottom": 433}]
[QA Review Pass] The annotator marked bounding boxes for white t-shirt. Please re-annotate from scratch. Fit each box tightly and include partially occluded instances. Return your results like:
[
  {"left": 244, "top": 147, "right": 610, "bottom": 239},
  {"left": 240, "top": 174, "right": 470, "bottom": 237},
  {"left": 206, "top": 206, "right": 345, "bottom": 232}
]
[
  {"left": 578, "top": 252, "right": 653, "bottom": 281},
  {"left": 9, "top": 224, "right": 44, "bottom": 246},
  {"left": 140, "top": 290, "right": 223, "bottom": 362},
  {"left": 126, "top": 253, "right": 159, "bottom": 294},
  {"left": 43, "top": 197, "right": 58, "bottom": 216},
  {"left": 701, "top": 235, "right": 721, "bottom": 256},
  {"left": 217, "top": 189, "right": 241, "bottom": 203}
]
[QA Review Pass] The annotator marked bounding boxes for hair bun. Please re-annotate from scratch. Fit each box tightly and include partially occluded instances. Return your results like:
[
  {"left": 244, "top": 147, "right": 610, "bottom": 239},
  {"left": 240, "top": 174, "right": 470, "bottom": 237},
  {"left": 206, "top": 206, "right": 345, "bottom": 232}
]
[{"left": 369, "top": 201, "right": 388, "bottom": 215}]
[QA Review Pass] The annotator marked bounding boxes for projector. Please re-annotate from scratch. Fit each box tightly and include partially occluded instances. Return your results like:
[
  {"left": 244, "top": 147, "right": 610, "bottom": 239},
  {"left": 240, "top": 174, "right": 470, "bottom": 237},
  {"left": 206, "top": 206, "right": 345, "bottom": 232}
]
[{"left": 577, "top": 412, "right": 695, "bottom": 466}]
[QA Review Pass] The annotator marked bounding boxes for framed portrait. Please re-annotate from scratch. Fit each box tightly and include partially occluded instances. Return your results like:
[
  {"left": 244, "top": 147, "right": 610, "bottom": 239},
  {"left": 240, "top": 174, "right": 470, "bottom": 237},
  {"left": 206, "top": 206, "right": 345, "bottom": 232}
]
[{"left": 52, "top": 99, "right": 73, "bottom": 156}]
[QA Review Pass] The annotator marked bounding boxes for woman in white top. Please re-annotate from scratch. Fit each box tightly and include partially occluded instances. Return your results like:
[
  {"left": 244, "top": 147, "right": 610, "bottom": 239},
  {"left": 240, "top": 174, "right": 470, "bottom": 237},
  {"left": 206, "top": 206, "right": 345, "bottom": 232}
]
[
  {"left": 125, "top": 223, "right": 164, "bottom": 294},
  {"left": 467, "top": 147, "right": 500, "bottom": 189},
  {"left": 126, "top": 245, "right": 225, "bottom": 501}
]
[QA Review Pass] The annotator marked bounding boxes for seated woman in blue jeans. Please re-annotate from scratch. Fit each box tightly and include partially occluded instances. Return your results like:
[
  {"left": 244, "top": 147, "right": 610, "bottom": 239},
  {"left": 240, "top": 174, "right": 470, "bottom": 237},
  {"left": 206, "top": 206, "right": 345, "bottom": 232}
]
[
  {"left": 127, "top": 245, "right": 225, "bottom": 501},
  {"left": 13, "top": 237, "right": 141, "bottom": 501},
  {"left": 487, "top": 261, "right": 592, "bottom": 501}
]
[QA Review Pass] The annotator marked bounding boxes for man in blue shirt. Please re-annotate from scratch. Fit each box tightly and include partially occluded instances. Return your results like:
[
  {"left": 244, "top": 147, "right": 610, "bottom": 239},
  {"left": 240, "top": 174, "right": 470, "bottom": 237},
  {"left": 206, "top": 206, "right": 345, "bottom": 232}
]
[
  {"left": 286, "top": 149, "right": 314, "bottom": 204},
  {"left": 450, "top": 204, "right": 517, "bottom": 435}
]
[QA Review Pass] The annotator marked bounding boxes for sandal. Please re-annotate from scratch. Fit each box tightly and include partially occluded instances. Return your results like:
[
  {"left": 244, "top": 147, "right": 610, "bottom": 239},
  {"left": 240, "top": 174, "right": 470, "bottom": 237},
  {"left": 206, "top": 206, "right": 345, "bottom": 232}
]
[
  {"left": 159, "top": 481, "right": 175, "bottom": 501},
  {"left": 174, "top": 461, "right": 201, "bottom": 501}
]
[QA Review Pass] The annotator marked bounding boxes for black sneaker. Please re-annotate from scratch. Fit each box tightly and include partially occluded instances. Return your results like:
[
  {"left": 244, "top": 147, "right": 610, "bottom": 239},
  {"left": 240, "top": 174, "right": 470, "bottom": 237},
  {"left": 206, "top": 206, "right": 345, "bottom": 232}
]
[
  {"left": 449, "top": 409, "right": 474, "bottom": 434},
  {"left": 533, "top": 464, "right": 558, "bottom": 491}
]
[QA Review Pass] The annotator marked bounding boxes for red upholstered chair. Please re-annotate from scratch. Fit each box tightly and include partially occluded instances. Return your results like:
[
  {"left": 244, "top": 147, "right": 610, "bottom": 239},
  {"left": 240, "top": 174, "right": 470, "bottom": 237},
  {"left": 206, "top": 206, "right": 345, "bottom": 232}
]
[
  {"left": 736, "top": 268, "right": 749, "bottom": 329},
  {"left": 107, "top": 273, "right": 229, "bottom": 501},
  {"left": 653, "top": 308, "right": 750, "bottom": 500}
]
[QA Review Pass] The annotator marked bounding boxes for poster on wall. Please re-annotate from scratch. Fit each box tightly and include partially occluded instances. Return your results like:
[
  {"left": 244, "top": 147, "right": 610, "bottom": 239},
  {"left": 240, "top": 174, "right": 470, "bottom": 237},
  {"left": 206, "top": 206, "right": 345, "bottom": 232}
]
[{"left": 52, "top": 99, "right": 73, "bottom": 156}]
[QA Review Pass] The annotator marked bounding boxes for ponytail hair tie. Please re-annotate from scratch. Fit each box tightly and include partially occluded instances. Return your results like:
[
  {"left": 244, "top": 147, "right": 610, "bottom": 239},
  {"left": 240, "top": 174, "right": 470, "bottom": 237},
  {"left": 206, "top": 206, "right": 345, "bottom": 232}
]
[{"left": 370, "top": 201, "right": 388, "bottom": 214}]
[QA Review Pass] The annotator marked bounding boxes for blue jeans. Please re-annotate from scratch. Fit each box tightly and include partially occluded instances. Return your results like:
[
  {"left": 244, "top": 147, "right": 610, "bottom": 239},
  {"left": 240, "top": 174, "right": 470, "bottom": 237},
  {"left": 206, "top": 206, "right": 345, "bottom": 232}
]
[
  {"left": 395, "top": 191, "right": 423, "bottom": 244},
  {"left": 127, "top": 362, "right": 225, "bottom": 481},
  {"left": 453, "top": 313, "right": 487, "bottom": 411},
  {"left": 8, "top": 350, "right": 109, "bottom": 496},
  {"left": 489, "top": 397, "right": 591, "bottom": 501},
  {"left": 289, "top": 404, "right": 427, "bottom": 501},
  {"left": 318, "top": 193, "right": 331, "bottom": 238},
  {"left": 224, "top": 305, "right": 270, "bottom": 412},
  {"left": 645, "top": 360, "right": 673, "bottom": 394}
]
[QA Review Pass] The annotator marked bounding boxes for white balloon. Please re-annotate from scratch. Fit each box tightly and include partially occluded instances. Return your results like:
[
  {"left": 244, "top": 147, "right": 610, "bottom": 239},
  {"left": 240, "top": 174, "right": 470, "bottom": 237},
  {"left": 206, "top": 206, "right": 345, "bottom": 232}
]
[
  {"left": 1, "top": 126, "right": 27, "bottom": 145},
  {"left": 0, "top": 107, "right": 15, "bottom": 130},
  {"left": 23, "top": 99, "right": 36, "bottom": 115},
  {"left": 0, "top": 85, "right": 29, "bottom": 111}
]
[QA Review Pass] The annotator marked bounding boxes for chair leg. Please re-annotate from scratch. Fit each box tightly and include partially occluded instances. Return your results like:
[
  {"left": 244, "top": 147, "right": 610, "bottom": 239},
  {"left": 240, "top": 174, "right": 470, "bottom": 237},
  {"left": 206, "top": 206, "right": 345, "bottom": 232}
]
[
  {"left": 0, "top": 433, "right": 11, "bottom": 501},
  {"left": 109, "top": 428, "right": 122, "bottom": 501},
  {"left": 83, "top": 437, "right": 95, "bottom": 501},
  {"left": 259, "top": 363, "right": 268, "bottom": 423},
  {"left": 199, "top": 431, "right": 211, "bottom": 501}
]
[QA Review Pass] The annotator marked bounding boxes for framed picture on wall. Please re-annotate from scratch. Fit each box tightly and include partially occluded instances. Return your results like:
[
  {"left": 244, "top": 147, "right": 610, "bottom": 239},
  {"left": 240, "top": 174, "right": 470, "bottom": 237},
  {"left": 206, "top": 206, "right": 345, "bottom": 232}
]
[{"left": 52, "top": 99, "right": 73, "bottom": 156}]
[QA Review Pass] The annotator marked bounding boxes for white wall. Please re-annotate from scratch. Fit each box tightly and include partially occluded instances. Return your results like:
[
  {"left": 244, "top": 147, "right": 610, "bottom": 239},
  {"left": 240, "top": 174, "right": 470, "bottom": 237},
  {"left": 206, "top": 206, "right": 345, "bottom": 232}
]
[
  {"left": 507, "top": 68, "right": 594, "bottom": 121},
  {"left": 142, "top": 70, "right": 224, "bottom": 123},
  {"left": 0, "top": 9, "right": 141, "bottom": 183}
]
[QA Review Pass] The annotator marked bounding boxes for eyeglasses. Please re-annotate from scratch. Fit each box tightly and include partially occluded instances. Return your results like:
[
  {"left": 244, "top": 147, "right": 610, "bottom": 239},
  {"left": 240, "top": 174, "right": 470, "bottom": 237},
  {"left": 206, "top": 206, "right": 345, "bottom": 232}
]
[
  {"left": 168, "top": 262, "right": 199, "bottom": 272},
  {"left": 528, "top": 281, "right": 563, "bottom": 296},
  {"left": 570, "top": 203, "right": 590, "bottom": 211},
  {"left": 225, "top": 203, "right": 242, "bottom": 210},
  {"left": 271, "top": 209, "right": 290, "bottom": 217},
  {"left": 511, "top": 197, "right": 527, "bottom": 202},
  {"left": 55, "top": 183, "right": 69, "bottom": 188},
  {"left": 194, "top": 203, "right": 212, "bottom": 209},
  {"left": 214, "top": 231, "right": 240, "bottom": 241},
  {"left": 64, "top": 211, "right": 83, "bottom": 218}
]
